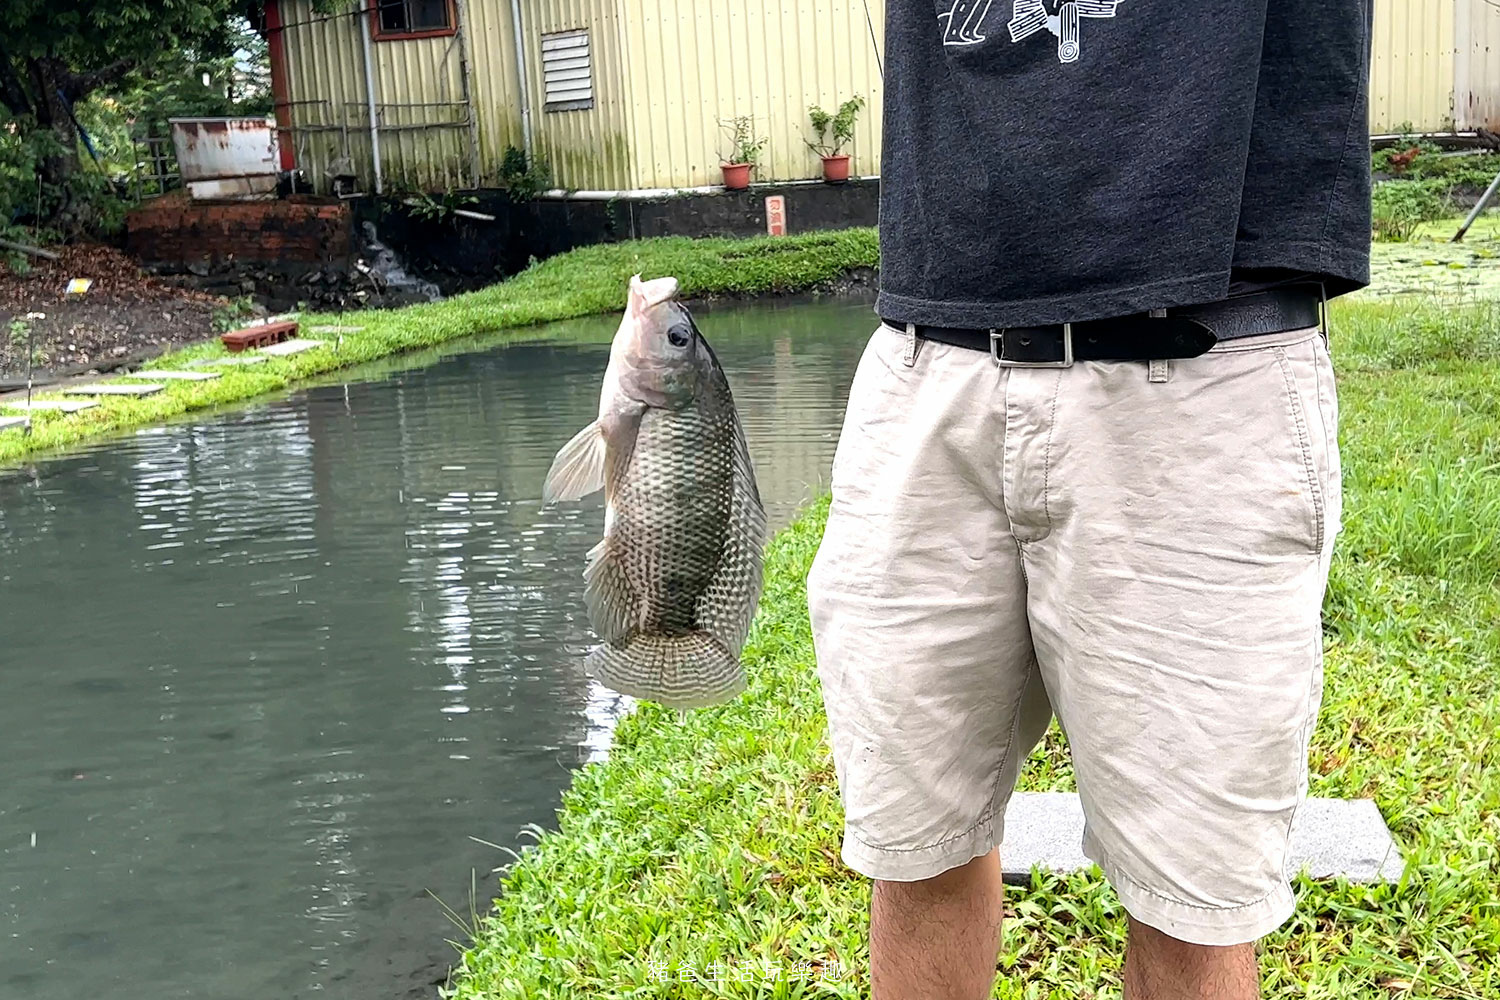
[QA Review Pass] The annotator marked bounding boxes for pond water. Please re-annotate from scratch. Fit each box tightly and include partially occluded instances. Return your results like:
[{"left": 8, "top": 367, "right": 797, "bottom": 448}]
[{"left": 0, "top": 296, "right": 876, "bottom": 1000}]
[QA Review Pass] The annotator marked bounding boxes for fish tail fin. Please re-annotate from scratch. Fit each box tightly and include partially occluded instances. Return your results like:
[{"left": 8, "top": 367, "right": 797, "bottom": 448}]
[{"left": 586, "top": 631, "right": 745, "bottom": 711}]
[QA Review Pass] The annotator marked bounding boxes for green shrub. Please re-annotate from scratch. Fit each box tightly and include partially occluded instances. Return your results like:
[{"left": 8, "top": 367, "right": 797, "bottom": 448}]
[
  {"left": 498, "top": 146, "right": 553, "bottom": 201},
  {"left": 1371, "top": 180, "right": 1450, "bottom": 242}
]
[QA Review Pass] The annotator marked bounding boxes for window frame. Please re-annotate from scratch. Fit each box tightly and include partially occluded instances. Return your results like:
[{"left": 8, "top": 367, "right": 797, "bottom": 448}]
[{"left": 369, "top": 0, "right": 458, "bottom": 42}]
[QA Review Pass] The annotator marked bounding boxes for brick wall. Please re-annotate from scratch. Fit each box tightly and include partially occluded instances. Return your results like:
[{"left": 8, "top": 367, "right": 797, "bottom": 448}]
[{"left": 126, "top": 193, "right": 353, "bottom": 267}]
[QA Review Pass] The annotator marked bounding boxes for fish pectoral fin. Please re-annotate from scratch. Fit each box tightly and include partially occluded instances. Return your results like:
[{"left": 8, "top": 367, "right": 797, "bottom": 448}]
[
  {"left": 583, "top": 536, "right": 635, "bottom": 643},
  {"left": 543, "top": 421, "right": 608, "bottom": 502}
]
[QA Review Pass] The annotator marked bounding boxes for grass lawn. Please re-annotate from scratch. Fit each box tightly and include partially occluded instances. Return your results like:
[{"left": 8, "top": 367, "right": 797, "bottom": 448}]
[
  {"left": 447, "top": 293, "right": 1500, "bottom": 999},
  {"left": 0, "top": 229, "right": 877, "bottom": 467}
]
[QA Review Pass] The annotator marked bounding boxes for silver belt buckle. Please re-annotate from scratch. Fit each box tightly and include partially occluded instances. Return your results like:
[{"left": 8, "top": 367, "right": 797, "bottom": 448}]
[{"left": 990, "top": 324, "right": 1075, "bottom": 368}]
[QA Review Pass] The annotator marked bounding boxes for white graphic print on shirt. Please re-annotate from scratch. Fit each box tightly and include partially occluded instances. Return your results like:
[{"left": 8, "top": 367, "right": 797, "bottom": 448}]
[
  {"left": 937, "top": 0, "right": 997, "bottom": 44},
  {"left": 940, "top": 0, "right": 1121, "bottom": 63}
]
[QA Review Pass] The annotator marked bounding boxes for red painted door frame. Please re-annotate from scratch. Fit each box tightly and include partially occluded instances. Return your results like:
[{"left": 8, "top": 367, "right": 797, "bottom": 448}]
[{"left": 266, "top": 0, "right": 297, "bottom": 171}]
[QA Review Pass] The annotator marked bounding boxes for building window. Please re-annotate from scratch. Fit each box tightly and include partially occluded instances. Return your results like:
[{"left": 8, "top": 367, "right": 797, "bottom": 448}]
[
  {"left": 541, "top": 29, "right": 594, "bottom": 112},
  {"left": 371, "top": 0, "right": 455, "bottom": 41}
]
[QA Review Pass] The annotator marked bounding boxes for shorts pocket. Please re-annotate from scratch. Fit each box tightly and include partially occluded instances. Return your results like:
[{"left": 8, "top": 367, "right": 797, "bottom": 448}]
[
  {"left": 1272, "top": 345, "right": 1327, "bottom": 555},
  {"left": 829, "top": 326, "right": 916, "bottom": 492}
]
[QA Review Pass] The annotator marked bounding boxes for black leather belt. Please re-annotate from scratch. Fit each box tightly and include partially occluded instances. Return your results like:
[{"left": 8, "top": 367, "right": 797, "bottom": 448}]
[{"left": 883, "top": 285, "right": 1324, "bottom": 367}]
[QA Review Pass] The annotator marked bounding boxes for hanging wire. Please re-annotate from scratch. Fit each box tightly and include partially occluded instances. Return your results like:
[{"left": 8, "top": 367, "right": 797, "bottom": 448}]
[{"left": 861, "top": 0, "right": 884, "bottom": 79}]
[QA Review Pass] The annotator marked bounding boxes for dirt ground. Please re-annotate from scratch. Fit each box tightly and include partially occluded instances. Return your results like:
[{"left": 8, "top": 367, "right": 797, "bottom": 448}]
[{"left": 0, "top": 244, "right": 226, "bottom": 386}]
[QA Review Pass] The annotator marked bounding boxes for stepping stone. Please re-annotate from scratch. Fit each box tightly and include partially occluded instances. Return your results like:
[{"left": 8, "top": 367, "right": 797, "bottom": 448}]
[
  {"left": 62, "top": 383, "right": 164, "bottom": 397},
  {"left": 0, "top": 415, "right": 27, "bottom": 431},
  {"left": 238, "top": 312, "right": 298, "bottom": 327},
  {"left": 999, "top": 793, "right": 1404, "bottom": 884},
  {"left": 308, "top": 325, "right": 363, "bottom": 334},
  {"left": 0, "top": 399, "right": 98, "bottom": 413},
  {"left": 186, "top": 355, "right": 269, "bottom": 367},
  {"left": 118, "top": 370, "right": 221, "bottom": 381},
  {"left": 258, "top": 339, "right": 326, "bottom": 357}
]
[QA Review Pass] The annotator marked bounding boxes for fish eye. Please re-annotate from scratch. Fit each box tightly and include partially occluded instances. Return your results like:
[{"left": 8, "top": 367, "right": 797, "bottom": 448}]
[{"left": 667, "top": 325, "right": 692, "bottom": 348}]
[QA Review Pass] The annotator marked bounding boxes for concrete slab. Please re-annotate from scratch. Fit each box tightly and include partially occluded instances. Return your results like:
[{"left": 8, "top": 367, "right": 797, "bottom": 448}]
[
  {"left": 62, "top": 383, "right": 164, "bottom": 397},
  {"left": 1000, "top": 793, "right": 1404, "bottom": 884},
  {"left": 239, "top": 312, "right": 299, "bottom": 327},
  {"left": 258, "top": 339, "right": 326, "bottom": 357},
  {"left": 118, "top": 370, "right": 221, "bottom": 381},
  {"left": 0, "top": 399, "right": 98, "bottom": 413},
  {"left": 0, "top": 415, "right": 28, "bottom": 431},
  {"left": 186, "top": 355, "right": 270, "bottom": 367}
]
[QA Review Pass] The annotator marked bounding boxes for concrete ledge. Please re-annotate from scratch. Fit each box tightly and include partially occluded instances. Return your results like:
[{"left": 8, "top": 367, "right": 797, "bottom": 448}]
[{"left": 1001, "top": 793, "right": 1405, "bottom": 885}]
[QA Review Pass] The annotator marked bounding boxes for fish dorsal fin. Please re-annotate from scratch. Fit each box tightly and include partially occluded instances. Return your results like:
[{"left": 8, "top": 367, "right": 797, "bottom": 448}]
[
  {"left": 628, "top": 274, "right": 679, "bottom": 318},
  {"left": 542, "top": 421, "right": 607, "bottom": 502}
]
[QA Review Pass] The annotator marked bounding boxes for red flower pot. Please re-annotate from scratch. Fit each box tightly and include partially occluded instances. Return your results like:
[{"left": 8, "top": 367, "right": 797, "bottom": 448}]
[
  {"left": 721, "top": 163, "right": 752, "bottom": 190},
  {"left": 821, "top": 154, "right": 852, "bottom": 183}
]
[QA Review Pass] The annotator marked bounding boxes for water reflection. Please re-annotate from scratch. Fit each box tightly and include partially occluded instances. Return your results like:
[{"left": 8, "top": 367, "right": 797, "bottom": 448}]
[{"left": 0, "top": 295, "right": 875, "bottom": 999}]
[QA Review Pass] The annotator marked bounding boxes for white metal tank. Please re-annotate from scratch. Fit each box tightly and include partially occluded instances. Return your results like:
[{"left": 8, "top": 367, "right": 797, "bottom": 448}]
[{"left": 169, "top": 117, "right": 280, "bottom": 200}]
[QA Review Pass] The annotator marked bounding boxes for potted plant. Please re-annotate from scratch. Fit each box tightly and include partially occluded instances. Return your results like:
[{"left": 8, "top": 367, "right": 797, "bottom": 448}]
[
  {"left": 805, "top": 96, "right": 865, "bottom": 183},
  {"left": 720, "top": 116, "right": 767, "bottom": 191}
]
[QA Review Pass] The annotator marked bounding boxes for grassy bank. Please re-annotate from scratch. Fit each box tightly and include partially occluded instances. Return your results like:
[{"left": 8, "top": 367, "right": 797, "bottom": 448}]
[
  {"left": 0, "top": 229, "right": 878, "bottom": 467},
  {"left": 3, "top": 216, "right": 1494, "bottom": 468},
  {"left": 449, "top": 295, "right": 1500, "bottom": 999}
]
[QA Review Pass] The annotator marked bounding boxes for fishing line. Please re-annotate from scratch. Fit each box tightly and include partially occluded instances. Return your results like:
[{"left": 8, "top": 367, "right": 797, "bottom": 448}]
[{"left": 860, "top": 0, "right": 884, "bottom": 79}]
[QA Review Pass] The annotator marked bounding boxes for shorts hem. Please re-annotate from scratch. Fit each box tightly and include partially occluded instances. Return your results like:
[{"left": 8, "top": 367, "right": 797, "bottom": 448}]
[
  {"left": 1089, "top": 840, "right": 1296, "bottom": 946},
  {"left": 840, "top": 815, "right": 1006, "bottom": 883}
]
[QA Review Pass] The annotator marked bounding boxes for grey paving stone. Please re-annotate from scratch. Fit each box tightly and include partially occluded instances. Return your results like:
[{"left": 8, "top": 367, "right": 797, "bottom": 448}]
[
  {"left": 185, "top": 355, "right": 270, "bottom": 367},
  {"left": 240, "top": 312, "right": 299, "bottom": 327},
  {"left": 0, "top": 415, "right": 27, "bottom": 431},
  {"left": 0, "top": 399, "right": 97, "bottom": 412},
  {"left": 61, "top": 383, "right": 164, "bottom": 397},
  {"left": 118, "top": 370, "right": 221, "bottom": 381},
  {"left": 258, "top": 339, "right": 326, "bottom": 357},
  {"left": 1000, "top": 793, "right": 1404, "bottom": 884}
]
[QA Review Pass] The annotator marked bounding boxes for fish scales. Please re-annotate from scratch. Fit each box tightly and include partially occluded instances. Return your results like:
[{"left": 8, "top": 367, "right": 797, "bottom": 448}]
[{"left": 613, "top": 397, "right": 735, "bottom": 634}]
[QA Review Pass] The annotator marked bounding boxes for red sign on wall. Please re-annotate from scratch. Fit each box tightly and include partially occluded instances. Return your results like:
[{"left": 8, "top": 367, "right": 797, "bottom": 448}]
[{"left": 765, "top": 195, "right": 787, "bottom": 236}]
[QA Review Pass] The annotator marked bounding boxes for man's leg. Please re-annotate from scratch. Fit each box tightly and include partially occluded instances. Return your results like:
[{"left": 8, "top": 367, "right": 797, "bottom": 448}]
[
  {"left": 806, "top": 326, "right": 1050, "bottom": 999},
  {"left": 1011, "top": 329, "right": 1341, "bottom": 967},
  {"left": 1124, "top": 919, "right": 1258, "bottom": 1000},
  {"left": 871, "top": 849, "right": 1005, "bottom": 1000}
]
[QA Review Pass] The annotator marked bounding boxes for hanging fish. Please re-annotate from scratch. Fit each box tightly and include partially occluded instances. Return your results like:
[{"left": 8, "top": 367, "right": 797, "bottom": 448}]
[{"left": 543, "top": 275, "right": 767, "bottom": 710}]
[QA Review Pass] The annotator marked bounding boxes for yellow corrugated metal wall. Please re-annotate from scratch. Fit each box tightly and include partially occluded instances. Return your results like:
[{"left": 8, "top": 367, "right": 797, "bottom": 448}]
[
  {"left": 453, "top": 0, "right": 524, "bottom": 185},
  {"left": 617, "top": 0, "right": 886, "bottom": 190},
  {"left": 277, "top": 0, "right": 525, "bottom": 193},
  {"left": 517, "top": 0, "right": 633, "bottom": 190},
  {"left": 278, "top": 0, "right": 1472, "bottom": 196},
  {"left": 1370, "top": 0, "right": 1456, "bottom": 132},
  {"left": 1455, "top": 0, "right": 1500, "bottom": 130}
]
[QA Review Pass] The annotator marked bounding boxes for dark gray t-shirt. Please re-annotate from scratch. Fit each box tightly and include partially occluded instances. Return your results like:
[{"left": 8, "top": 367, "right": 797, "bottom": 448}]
[{"left": 877, "top": 0, "right": 1373, "bottom": 328}]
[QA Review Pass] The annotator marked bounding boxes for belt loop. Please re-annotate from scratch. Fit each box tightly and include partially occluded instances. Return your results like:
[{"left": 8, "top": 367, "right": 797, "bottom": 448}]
[
  {"left": 1318, "top": 282, "right": 1329, "bottom": 347},
  {"left": 902, "top": 322, "right": 921, "bottom": 367},
  {"left": 1148, "top": 358, "right": 1172, "bottom": 383}
]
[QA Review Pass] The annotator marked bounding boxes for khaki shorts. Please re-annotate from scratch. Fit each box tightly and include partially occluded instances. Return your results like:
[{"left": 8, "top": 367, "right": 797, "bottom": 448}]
[{"left": 807, "top": 321, "right": 1341, "bottom": 947}]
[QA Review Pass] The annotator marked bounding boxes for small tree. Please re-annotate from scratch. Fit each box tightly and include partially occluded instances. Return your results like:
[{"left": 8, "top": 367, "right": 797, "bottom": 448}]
[
  {"left": 805, "top": 96, "right": 865, "bottom": 159},
  {"left": 720, "top": 116, "right": 768, "bottom": 167},
  {"left": 0, "top": 0, "right": 248, "bottom": 234}
]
